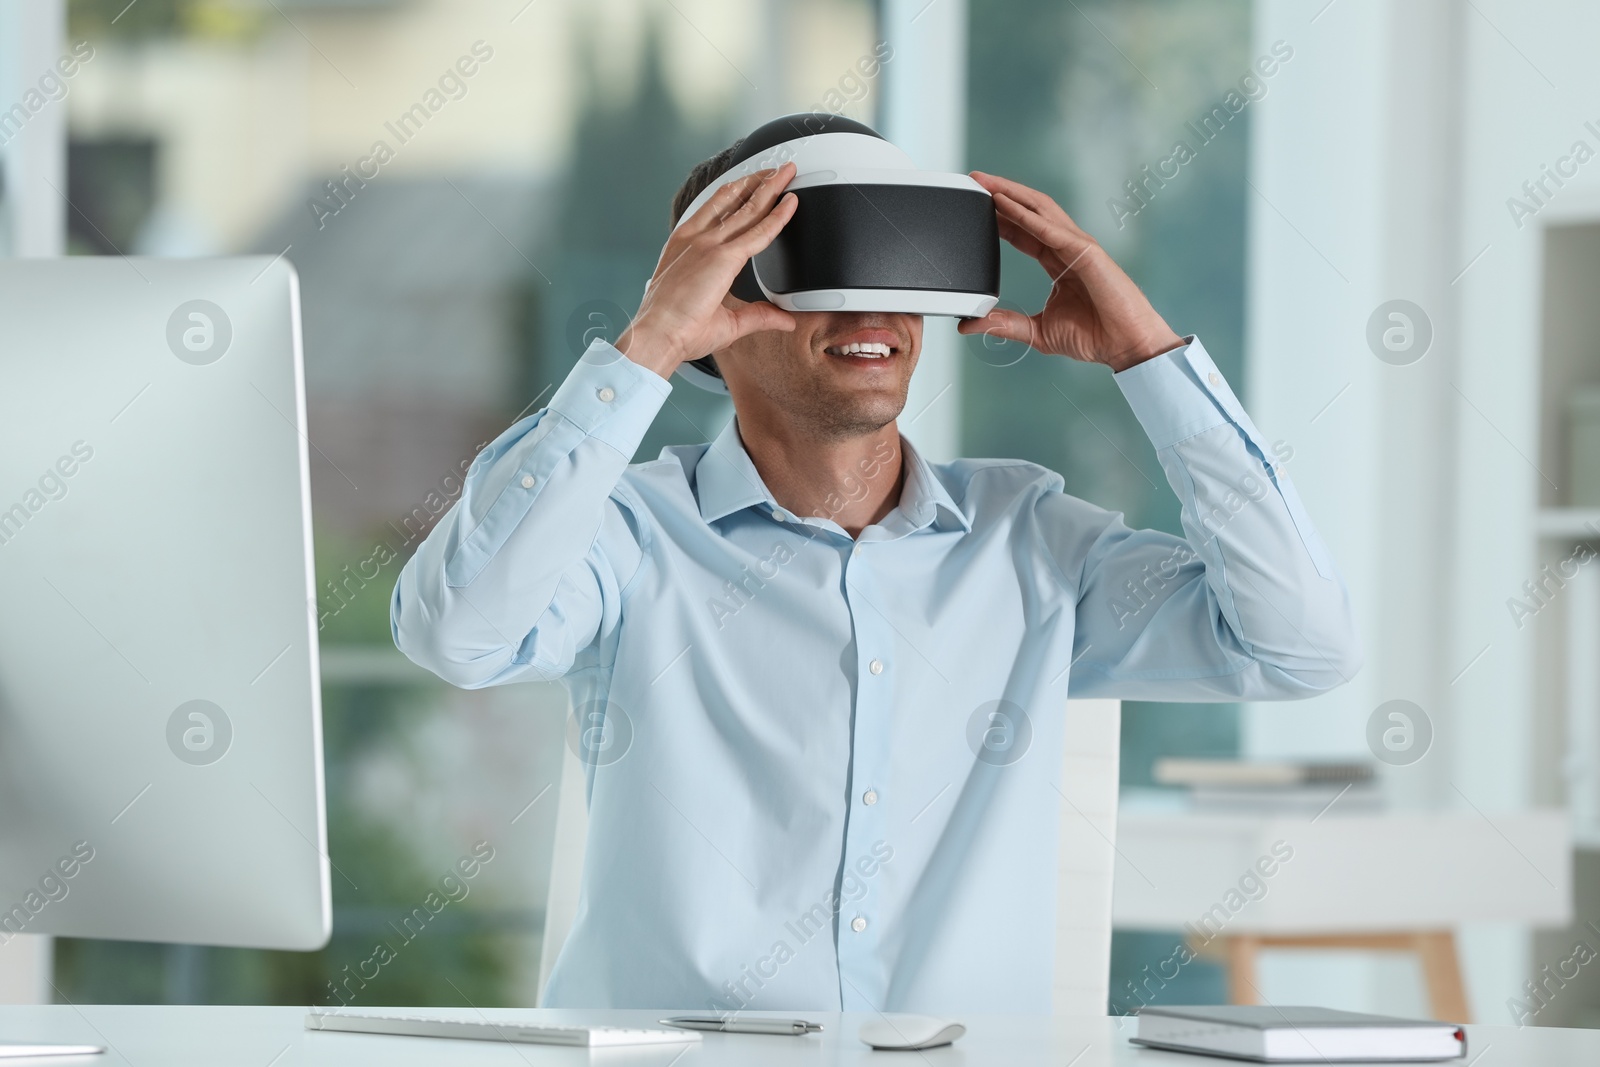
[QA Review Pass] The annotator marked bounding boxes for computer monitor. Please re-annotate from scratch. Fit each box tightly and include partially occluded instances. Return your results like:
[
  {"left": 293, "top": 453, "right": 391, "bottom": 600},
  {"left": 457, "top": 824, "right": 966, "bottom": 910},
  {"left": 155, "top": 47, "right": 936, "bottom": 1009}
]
[{"left": 0, "top": 257, "right": 329, "bottom": 950}]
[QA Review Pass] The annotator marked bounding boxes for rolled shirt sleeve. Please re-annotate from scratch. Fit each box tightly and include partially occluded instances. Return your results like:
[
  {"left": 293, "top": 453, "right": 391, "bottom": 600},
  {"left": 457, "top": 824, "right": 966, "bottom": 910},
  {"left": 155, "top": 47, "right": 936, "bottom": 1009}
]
[{"left": 1064, "top": 336, "right": 1362, "bottom": 700}]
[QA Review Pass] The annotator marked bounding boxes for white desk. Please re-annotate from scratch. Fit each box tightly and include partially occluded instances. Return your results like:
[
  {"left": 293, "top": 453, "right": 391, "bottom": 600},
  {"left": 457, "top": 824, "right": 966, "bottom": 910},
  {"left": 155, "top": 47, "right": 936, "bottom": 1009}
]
[
  {"left": 2, "top": 1006, "right": 1595, "bottom": 1065},
  {"left": 1112, "top": 808, "right": 1572, "bottom": 1019},
  {"left": 1113, "top": 809, "right": 1572, "bottom": 932}
]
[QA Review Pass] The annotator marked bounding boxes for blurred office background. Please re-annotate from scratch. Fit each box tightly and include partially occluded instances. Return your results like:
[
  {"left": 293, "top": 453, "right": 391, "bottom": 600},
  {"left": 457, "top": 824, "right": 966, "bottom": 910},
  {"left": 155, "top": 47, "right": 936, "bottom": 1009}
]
[{"left": 1, "top": 0, "right": 1597, "bottom": 1026}]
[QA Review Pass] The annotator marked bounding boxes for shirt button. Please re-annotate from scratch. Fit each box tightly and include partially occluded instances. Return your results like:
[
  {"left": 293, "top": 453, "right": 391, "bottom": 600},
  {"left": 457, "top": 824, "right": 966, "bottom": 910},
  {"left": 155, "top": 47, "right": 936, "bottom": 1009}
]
[
  {"left": 597, "top": 386, "right": 616, "bottom": 403},
  {"left": 869, "top": 658, "right": 884, "bottom": 675},
  {"left": 520, "top": 474, "right": 536, "bottom": 489},
  {"left": 851, "top": 916, "right": 867, "bottom": 933},
  {"left": 1207, "top": 371, "right": 1221, "bottom": 387},
  {"left": 852, "top": 543, "right": 863, "bottom": 556},
  {"left": 862, "top": 789, "right": 878, "bottom": 806}
]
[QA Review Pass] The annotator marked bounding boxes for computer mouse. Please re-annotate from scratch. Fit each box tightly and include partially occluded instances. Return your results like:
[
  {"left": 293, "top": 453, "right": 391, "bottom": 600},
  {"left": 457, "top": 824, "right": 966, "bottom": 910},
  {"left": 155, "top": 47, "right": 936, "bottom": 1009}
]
[{"left": 858, "top": 1014, "right": 966, "bottom": 1050}]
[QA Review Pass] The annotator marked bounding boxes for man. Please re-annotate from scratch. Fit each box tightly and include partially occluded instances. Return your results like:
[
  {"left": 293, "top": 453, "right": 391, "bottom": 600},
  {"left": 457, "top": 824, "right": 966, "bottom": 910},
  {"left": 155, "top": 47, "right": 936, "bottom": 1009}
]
[{"left": 391, "top": 137, "right": 1360, "bottom": 1014}]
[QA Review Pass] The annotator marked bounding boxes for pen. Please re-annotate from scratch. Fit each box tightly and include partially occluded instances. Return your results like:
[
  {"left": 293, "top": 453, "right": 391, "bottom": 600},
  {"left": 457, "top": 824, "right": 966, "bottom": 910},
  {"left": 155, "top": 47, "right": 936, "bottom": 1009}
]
[{"left": 660, "top": 1015, "right": 823, "bottom": 1036}]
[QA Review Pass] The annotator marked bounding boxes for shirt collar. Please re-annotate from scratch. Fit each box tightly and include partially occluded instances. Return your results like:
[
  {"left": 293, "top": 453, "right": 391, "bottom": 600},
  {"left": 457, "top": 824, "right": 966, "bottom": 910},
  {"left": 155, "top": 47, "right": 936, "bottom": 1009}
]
[
  {"left": 898, "top": 434, "right": 973, "bottom": 533},
  {"left": 694, "top": 417, "right": 972, "bottom": 534},
  {"left": 694, "top": 417, "right": 776, "bottom": 524}
]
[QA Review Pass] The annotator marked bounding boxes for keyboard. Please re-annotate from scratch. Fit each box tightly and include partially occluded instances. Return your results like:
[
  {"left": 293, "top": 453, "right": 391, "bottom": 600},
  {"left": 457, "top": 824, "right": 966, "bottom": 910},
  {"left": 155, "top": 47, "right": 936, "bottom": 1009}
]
[{"left": 304, "top": 1011, "right": 704, "bottom": 1048}]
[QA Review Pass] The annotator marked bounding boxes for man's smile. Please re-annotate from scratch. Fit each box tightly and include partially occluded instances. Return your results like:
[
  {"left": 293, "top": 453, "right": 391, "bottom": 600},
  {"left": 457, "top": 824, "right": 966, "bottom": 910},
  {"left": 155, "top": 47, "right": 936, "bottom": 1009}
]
[{"left": 821, "top": 326, "right": 905, "bottom": 368}]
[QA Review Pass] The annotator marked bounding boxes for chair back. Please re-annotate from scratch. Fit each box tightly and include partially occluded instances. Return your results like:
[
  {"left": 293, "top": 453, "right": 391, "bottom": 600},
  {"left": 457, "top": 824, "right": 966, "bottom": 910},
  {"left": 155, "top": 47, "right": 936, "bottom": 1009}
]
[{"left": 538, "top": 699, "right": 1124, "bottom": 1015}]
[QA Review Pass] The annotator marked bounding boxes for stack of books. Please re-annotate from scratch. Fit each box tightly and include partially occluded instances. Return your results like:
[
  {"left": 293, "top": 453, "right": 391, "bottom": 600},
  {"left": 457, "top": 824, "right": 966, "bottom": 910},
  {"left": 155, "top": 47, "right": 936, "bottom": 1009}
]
[{"left": 1152, "top": 758, "right": 1381, "bottom": 814}]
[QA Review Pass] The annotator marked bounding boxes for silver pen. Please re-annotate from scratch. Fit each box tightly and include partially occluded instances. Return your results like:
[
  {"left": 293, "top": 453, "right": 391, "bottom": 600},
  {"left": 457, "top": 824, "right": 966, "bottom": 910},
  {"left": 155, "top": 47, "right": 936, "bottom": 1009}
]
[{"left": 661, "top": 1015, "right": 823, "bottom": 1036}]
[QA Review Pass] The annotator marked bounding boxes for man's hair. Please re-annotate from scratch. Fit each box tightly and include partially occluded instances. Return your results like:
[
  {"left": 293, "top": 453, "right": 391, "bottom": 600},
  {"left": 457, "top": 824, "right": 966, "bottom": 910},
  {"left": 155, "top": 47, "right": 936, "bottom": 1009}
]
[{"left": 671, "top": 140, "right": 743, "bottom": 228}]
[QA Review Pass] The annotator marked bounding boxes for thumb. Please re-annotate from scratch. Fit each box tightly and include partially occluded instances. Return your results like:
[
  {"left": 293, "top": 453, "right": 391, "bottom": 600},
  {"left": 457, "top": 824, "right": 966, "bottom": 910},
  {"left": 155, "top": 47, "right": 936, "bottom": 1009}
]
[
  {"left": 728, "top": 300, "right": 797, "bottom": 340},
  {"left": 957, "top": 307, "right": 1039, "bottom": 350}
]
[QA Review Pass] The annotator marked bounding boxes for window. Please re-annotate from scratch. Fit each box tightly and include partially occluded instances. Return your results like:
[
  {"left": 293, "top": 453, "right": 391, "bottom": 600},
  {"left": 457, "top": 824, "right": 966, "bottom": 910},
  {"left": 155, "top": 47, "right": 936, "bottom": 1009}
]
[
  {"left": 42, "top": 0, "right": 1247, "bottom": 1012},
  {"left": 963, "top": 0, "right": 1255, "bottom": 1010}
]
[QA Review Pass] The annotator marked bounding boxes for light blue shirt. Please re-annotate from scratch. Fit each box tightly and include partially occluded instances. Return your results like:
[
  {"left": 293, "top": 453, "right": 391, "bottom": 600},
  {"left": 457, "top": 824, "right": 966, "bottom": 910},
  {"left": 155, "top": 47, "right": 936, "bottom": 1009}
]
[{"left": 391, "top": 334, "right": 1360, "bottom": 1014}]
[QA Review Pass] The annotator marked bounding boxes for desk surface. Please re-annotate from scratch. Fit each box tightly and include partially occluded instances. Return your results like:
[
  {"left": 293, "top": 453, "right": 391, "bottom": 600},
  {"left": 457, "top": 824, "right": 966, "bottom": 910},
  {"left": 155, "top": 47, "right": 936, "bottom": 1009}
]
[{"left": 1, "top": 1006, "right": 1593, "bottom": 1065}]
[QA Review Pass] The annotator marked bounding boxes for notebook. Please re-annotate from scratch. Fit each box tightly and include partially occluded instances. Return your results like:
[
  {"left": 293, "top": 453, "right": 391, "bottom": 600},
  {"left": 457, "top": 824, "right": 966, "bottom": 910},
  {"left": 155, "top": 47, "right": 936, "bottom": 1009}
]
[{"left": 1131, "top": 1005, "right": 1466, "bottom": 1062}]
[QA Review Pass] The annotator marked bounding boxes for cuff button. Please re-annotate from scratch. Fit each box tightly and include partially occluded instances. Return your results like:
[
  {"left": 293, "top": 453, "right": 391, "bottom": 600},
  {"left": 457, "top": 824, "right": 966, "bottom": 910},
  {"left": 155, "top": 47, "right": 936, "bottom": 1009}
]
[{"left": 597, "top": 386, "right": 617, "bottom": 403}]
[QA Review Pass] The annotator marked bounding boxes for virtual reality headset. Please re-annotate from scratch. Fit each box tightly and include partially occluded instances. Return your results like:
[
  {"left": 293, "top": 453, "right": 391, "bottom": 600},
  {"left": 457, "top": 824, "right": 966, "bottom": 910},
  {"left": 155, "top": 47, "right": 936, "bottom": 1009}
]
[{"left": 670, "top": 113, "right": 1001, "bottom": 394}]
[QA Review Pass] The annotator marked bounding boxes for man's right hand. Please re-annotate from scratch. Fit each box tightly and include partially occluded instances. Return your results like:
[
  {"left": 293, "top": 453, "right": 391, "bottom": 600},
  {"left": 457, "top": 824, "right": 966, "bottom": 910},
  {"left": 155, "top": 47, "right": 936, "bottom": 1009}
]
[{"left": 614, "top": 161, "right": 800, "bottom": 380}]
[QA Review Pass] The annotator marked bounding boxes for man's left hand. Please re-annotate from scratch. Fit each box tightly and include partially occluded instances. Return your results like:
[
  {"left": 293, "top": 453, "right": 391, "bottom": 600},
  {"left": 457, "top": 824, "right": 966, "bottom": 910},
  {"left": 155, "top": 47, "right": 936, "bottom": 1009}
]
[{"left": 955, "top": 171, "right": 1184, "bottom": 373}]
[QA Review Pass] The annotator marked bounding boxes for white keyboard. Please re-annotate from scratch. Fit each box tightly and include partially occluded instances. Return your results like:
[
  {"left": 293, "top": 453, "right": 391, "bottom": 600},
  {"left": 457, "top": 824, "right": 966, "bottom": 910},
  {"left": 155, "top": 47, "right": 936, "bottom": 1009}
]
[{"left": 304, "top": 1011, "right": 704, "bottom": 1048}]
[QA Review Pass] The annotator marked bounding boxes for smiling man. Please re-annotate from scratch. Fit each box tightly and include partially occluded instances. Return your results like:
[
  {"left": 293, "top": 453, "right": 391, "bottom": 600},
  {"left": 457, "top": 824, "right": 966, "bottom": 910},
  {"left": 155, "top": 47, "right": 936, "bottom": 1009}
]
[{"left": 391, "top": 117, "right": 1360, "bottom": 1015}]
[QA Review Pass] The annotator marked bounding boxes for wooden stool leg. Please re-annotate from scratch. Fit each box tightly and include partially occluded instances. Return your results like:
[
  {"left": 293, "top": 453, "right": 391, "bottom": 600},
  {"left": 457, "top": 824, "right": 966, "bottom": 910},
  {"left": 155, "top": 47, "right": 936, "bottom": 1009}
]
[
  {"left": 1226, "top": 936, "right": 1261, "bottom": 1005},
  {"left": 1414, "top": 931, "right": 1471, "bottom": 1023}
]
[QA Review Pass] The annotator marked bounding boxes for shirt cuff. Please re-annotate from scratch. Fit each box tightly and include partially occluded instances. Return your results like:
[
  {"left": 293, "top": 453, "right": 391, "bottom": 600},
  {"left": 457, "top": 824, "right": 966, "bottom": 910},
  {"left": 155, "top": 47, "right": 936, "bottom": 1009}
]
[
  {"left": 548, "top": 337, "right": 675, "bottom": 455},
  {"left": 1113, "top": 335, "right": 1243, "bottom": 451}
]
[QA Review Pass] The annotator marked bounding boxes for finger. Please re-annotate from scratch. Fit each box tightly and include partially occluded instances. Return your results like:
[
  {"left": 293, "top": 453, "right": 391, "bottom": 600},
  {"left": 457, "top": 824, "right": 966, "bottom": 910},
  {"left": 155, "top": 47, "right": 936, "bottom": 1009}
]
[
  {"left": 730, "top": 190, "right": 798, "bottom": 252},
  {"left": 679, "top": 168, "right": 780, "bottom": 236},
  {"left": 727, "top": 298, "right": 796, "bottom": 340},
  {"left": 992, "top": 187, "right": 1094, "bottom": 249},
  {"left": 978, "top": 171, "right": 1097, "bottom": 253},
  {"left": 973, "top": 170, "right": 1088, "bottom": 237},
  {"left": 974, "top": 170, "right": 1062, "bottom": 217},
  {"left": 719, "top": 162, "right": 796, "bottom": 236},
  {"left": 996, "top": 195, "right": 1133, "bottom": 303},
  {"left": 653, "top": 184, "right": 784, "bottom": 282},
  {"left": 995, "top": 212, "right": 1070, "bottom": 277},
  {"left": 992, "top": 189, "right": 1094, "bottom": 265},
  {"left": 955, "top": 306, "right": 1041, "bottom": 350},
  {"left": 711, "top": 161, "right": 794, "bottom": 233}
]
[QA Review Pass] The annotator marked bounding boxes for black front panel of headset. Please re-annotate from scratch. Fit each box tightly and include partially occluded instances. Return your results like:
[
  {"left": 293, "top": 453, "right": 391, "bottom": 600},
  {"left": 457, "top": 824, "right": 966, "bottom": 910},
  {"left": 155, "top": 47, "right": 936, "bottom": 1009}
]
[{"left": 752, "top": 184, "right": 999, "bottom": 296}]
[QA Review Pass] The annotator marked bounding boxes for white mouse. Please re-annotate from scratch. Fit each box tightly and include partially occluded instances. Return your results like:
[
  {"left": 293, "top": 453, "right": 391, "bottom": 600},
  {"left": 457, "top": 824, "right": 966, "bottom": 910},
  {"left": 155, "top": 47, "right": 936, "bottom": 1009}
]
[{"left": 858, "top": 1014, "right": 966, "bottom": 1050}]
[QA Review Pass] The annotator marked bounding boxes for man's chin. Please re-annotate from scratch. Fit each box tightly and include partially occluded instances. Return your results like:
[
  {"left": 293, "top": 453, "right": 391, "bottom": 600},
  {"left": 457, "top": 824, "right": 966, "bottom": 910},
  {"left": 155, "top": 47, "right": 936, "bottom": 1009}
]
[{"left": 805, "top": 395, "right": 905, "bottom": 438}]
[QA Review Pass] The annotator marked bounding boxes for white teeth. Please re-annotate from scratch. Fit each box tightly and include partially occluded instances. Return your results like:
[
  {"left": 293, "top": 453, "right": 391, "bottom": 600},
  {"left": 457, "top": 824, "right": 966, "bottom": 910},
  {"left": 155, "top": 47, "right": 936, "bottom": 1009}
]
[{"left": 827, "top": 341, "right": 893, "bottom": 358}]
